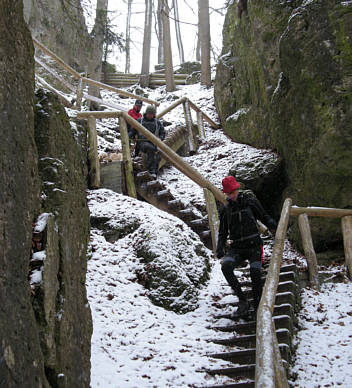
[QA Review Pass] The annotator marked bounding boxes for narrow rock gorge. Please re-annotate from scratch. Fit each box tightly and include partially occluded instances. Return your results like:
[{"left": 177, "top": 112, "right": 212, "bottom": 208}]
[{"left": 215, "top": 0, "right": 352, "bottom": 249}]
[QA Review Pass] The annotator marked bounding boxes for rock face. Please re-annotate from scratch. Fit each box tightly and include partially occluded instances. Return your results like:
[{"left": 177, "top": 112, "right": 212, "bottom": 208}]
[
  {"left": 0, "top": 4, "right": 92, "bottom": 385},
  {"left": 215, "top": 0, "right": 352, "bottom": 248},
  {"left": 89, "top": 189, "right": 211, "bottom": 314},
  {"left": 0, "top": 2, "right": 48, "bottom": 387},
  {"left": 33, "top": 89, "right": 92, "bottom": 387},
  {"left": 23, "top": 0, "right": 89, "bottom": 70}
]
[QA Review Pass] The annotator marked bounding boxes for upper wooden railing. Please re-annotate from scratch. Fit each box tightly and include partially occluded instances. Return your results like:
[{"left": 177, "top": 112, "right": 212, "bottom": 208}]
[
  {"left": 255, "top": 203, "right": 352, "bottom": 387},
  {"left": 32, "top": 38, "right": 160, "bottom": 110}
]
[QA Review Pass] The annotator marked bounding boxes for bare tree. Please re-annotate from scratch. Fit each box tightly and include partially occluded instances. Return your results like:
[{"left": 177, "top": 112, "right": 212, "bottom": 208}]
[
  {"left": 88, "top": 0, "right": 109, "bottom": 106},
  {"left": 125, "top": 0, "right": 132, "bottom": 73},
  {"left": 140, "top": 0, "right": 153, "bottom": 87},
  {"left": 172, "top": 0, "right": 184, "bottom": 64},
  {"left": 161, "top": 0, "right": 176, "bottom": 91},
  {"left": 157, "top": 0, "right": 164, "bottom": 64},
  {"left": 198, "top": 0, "right": 211, "bottom": 87}
]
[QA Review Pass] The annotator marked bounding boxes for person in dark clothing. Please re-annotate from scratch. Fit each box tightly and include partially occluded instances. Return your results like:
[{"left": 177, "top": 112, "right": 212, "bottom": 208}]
[
  {"left": 127, "top": 100, "right": 143, "bottom": 156},
  {"left": 216, "top": 176, "right": 277, "bottom": 318},
  {"left": 129, "top": 104, "right": 165, "bottom": 178}
]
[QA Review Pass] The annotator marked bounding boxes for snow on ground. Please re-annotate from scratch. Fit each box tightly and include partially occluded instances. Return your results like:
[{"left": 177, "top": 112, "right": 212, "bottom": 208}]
[
  {"left": 290, "top": 281, "right": 352, "bottom": 387},
  {"left": 87, "top": 189, "right": 244, "bottom": 388},
  {"left": 82, "top": 82, "right": 306, "bottom": 387}
]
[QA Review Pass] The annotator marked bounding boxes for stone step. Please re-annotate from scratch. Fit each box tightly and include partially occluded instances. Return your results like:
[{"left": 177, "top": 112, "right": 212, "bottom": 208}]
[
  {"left": 214, "top": 303, "right": 294, "bottom": 321},
  {"left": 211, "top": 328, "right": 291, "bottom": 349},
  {"left": 207, "top": 344, "right": 290, "bottom": 365},
  {"left": 167, "top": 199, "right": 183, "bottom": 210},
  {"left": 146, "top": 180, "right": 163, "bottom": 191},
  {"left": 156, "top": 189, "right": 173, "bottom": 201},
  {"left": 178, "top": 208, "right": 196, "bottom": 221},
  {"left": 210, "top": 314, "right": 293, "bottom": 335},
  {"left": 205, "top": 364, "right": 255, "bottom": 380},
  {"left": 196, "top": 381, "right": 254, "bottom": 388}
]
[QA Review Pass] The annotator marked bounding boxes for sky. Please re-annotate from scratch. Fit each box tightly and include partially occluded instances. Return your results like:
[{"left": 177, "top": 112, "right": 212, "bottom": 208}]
[{"left": 82, "top": 0, "right": 229, "bottom": 73}]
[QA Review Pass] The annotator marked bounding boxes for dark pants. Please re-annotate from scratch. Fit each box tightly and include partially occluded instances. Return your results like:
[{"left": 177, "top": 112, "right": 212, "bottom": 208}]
[
  {"left": 140, "top": 141, "right": 160, "bottom": 174},
  {"left": 221, "top": 245, "right": 263, "bottom": 307}
]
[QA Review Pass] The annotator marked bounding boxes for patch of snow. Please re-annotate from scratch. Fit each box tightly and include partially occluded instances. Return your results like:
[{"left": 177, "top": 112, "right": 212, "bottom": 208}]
[
  {"left": 290, "top": 282, "right": 352, "bottom": 387},
  {"left": 34, "top": 212, "right": 51, "bottom": 233},
  {"left": 226, "top": 107, "right": 251, "bottom": 122},
  {"left": 30, "top": 269, "right": 43, "bottom": 287},
  {"left": 31, "top": 250, "right": 46, "bottom": 263}
]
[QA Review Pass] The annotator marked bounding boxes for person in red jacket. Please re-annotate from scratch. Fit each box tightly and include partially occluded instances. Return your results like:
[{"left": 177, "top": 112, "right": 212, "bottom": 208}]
[
  {"left": 128, "top": 99, "right": 143, "bottom": 121},
  {"left": 128, "top": 100, "right": 143, "bottom": 156}
]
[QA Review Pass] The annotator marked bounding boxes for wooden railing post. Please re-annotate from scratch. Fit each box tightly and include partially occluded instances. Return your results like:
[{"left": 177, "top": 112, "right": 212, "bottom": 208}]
[
  {"left": 119, "top": 117, "right": 137, "bottom": 199},
  {"left": 256, "top": 198, "right": 292, "bottom": 388},
  {"left": 342, "top": 216, "right": 352, "bottom": 279},
  {"left": 87, "top": 117, "right": 100, "bottom": 189},
  {"left": 298, "top": 213, "right": 320, "bottom": 289},
  {"left": 197, "top": 111, "right": 206, "bottom": 138},
  {"left": 203, "top": 188, "right": 219, "bottom": 256},
  {"left": 183, "top": 99, "right": 196, "bottom": 153},
  {"left": 76, "top": 78, "right": 84, "bottom": 111}
]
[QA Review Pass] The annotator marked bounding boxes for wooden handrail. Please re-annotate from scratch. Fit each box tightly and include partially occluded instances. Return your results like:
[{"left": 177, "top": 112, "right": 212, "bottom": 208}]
[
  {"left": 290, "top": 206, "right": 352, "bottom": 218},
  {"left": 77, "top": 110, "right": 226, "bottom": 204},
  {"left": 33, "top": 38, "right": 160, "bottom": 106},
  {"left": 33, "top": 37, "right": 81, "bottom": 79},
  {"left": 255, "top": 198, "right": 292, "bottom": 388},
  {"left": 156, "top": 97, "right": 187, "bottom": 118},
  {"left": 81, "top": 77, "right": 160, "bottom": 106}
]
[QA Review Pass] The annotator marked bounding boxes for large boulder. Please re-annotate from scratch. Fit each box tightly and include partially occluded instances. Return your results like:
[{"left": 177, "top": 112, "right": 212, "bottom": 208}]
[
  {"left": 88, "top": 189, "right": 211, "bottom": 313},
  {"left": 215, "top": 0, "right": 352, "bottom": 249},
  {"left": 0, "top": 2, "right": 48, "bottom": 387}
]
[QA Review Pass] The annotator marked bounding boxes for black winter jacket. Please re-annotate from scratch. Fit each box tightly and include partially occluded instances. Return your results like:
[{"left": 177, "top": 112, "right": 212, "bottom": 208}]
[
  {"left": 128, "top": 114, "right": 165, "bottom": 141},
  {"left": 216, "top": 192, "right": 277, "bottom": 256}
]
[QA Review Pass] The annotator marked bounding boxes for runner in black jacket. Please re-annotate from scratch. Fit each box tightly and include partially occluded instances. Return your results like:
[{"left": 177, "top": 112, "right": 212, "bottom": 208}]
[{"left": 216, "top": 176, "right": 277, "bottom": 318}]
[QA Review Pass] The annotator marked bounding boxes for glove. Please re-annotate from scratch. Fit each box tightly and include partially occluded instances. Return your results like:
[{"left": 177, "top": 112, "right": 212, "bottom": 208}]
[
  {"left": 266, "top": 217, "right": 277, "bottom": 235},
  {"left": 216, "top": 244, "right": 225, "bottom": 259}
]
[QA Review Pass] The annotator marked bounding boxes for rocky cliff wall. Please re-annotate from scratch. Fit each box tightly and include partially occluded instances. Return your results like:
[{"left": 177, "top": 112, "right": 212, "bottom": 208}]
[
  {"left": 215, "top": 0, "right": 352, "bottom": 249},
  {"left": 0, "top": 2, "right": 48, "bottom": 387},
  {"left": 0, "top": 2, "right": 92, "bottom": 386},
  {"left": 23, "top": 0, "right": 89, "bottom": 70}
]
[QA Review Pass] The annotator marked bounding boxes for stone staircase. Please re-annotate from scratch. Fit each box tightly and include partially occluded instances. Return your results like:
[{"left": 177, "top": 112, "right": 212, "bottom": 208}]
[
  {"left": 197, "top": 264, "right": 299, "bottom": 388},
  {"left": 133, "top": 161, "right": 212, "bottom": 248}
]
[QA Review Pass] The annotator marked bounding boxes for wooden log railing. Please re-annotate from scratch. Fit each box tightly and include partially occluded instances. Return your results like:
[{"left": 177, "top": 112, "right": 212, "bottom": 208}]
[
  {"left": 256, "top": 202, "right": 352, "bottom": 387},
  {"left": 77, "top": 109, "right": 225, "bottom": 252},
  {"left": 255, "top": 198, "right": 292, "bottom": 388},
  {"left": 32, "top": 38, "right": 160, "bottom": 110}
]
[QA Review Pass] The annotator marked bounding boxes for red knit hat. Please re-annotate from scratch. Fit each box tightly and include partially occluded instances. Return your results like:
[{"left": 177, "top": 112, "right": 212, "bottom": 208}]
[{"left": 222, "top": 176, "right": 240, "bottom": 193}]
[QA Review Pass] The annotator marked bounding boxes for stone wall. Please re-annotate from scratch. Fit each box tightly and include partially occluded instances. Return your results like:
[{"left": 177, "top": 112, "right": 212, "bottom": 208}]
[
  {"left": 23, "top": 0, "right": 89, "bottom": 71},
  {"left": 0, "top": 1, "right": 48, "bottom": 387},
  {"left": 0, "top": 3, "right": 92, "bottom": 386},
  {"left": 215, "top": 0, "right": 352, "bottom": 249}
]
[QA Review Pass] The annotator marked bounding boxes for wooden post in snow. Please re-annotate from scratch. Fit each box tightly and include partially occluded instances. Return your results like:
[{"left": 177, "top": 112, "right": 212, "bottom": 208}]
[
  {"left": 298, "top": 213, "right": 320, "bottom": 289},
  {"left": 203, "top": 188, "right": 219, "bottom": 256},
  {"left": 183, "top": 100, "right": 196, "bottom": 153},
  {"left": 342, "top": 216, "right": 352, "bottom": 280},
  {"left": 76, "top": 78, "right": 84, "bottom": 111},
  {"left": 87, "top": 117, "right": 100, "bottom": 188},
  {"left": 197, "top": 111, "right": 205, "bottom": 138},
  {"left": 119, "top": 117, "right": 137, "bottom": 199}
]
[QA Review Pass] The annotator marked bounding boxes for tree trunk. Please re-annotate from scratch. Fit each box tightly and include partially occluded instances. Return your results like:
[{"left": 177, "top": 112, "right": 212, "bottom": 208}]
[
  {"left": 88, "top": 0, "right": 109, "bottom": 107},
  {"left": 162, "top": 0, "right": 176, "bottom": 91},
  {"left": 125, "top": 0, "right": 132, "bottom": 73},
  {"left": 172, "top": 0, "right": 184, "bottom": 64},
  {"left": 196, "top": 30, "right": 200, "bottom": 62},
  {"left": 198, "top": 0, "right": 211, "bottom": 87},
  {"left": 140, "top": 0, "right": 152, "bottom": 87},
  {"left": 157, "top": 0, "right": 164, "bottom": 65}
]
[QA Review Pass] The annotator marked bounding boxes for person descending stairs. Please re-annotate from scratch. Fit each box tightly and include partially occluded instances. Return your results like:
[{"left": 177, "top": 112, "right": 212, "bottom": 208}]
[{"left": 216, "top": 176, "right": 277, "bottom": 319}]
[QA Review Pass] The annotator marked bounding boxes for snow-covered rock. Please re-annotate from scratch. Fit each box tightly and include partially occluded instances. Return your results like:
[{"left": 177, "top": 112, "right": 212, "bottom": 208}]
[{"left": 88, "top": 189, "right": 211, "bottom": 313}]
